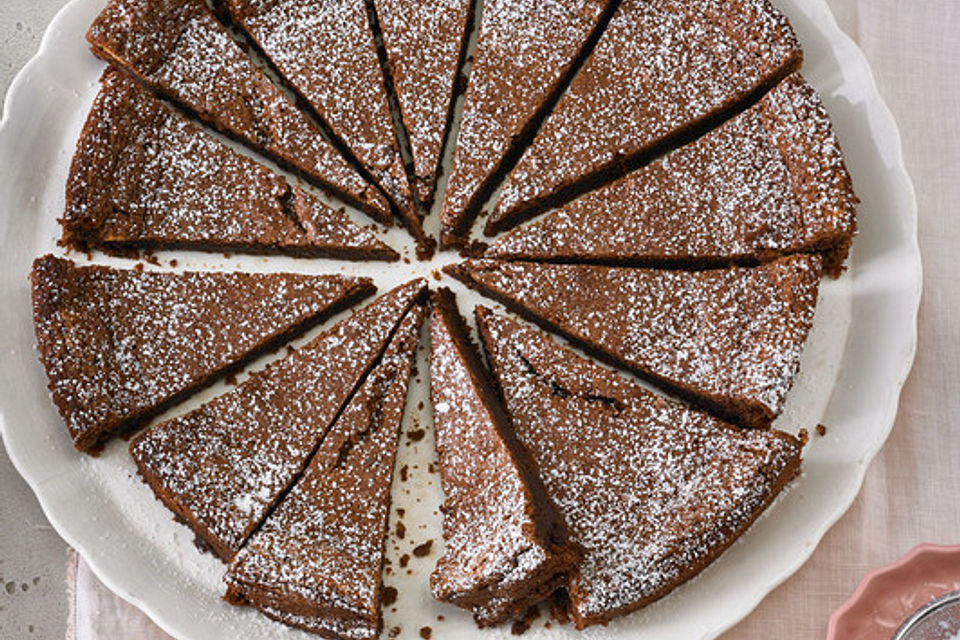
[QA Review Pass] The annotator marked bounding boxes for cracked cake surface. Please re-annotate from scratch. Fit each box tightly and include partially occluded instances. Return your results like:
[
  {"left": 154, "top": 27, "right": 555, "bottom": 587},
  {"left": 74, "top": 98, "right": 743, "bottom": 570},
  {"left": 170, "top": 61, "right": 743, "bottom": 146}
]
[
  {"left": 224, "top": 304, "right": 424, "bottom": 640},
  {"left": 428, "top": 288, "right": 579, "bottom": 626},
  {"left": 129, "top": 279, "right": 426, "bottom": 561},
  {"left": 30, "top": 255, "right": 374, "bottom": 453},
  {"left": 486, "top": 73, "right": 857, "bottom": 277},
  {"left": 439, "top": 0, "right": 616, "bottom": 248},
  {"left": 450, "top": 256, "right": 822, "bottom": 430},
  {"left": 63, "top": 70, "right": 398, "bottom": 261},
  {"left": 476, "top": 307, "right": 803, "bottom": 627},
  {"left": 87, "top": 0, "right": 391, "bottom": 223},
  {"left": 490, "top": 0, "right": 803, "bottom": 232}
]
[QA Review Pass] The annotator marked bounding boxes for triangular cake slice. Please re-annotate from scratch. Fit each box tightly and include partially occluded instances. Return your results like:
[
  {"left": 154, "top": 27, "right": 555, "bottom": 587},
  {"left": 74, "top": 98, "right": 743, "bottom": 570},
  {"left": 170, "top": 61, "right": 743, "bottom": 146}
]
[
  {"left": 476, "top": 307, "right": 804, "bottom": 628},
  {"left": 438, "top": 0, "right": 618, "bottom": 248},
  {"left": 428, "top": 289, "right": 579, "bottom": 626},
  {"left": 63, "top": 71, "right": 398, "bottom": 261},
  {"left": 87, "top": 0, "right": 392, "bottom": 224},
  {"left": 218, "top": 0, "right": 429, "bottom": 254},
  {"left": 30, "top": 255, "right": 373, "bottom": 453},
  {"left": 486, "top": 74, "right": 857, "bottom": 277},
  {"left": 489, "top": 0, "right": 803, "bottom": 233},
  {"left": 224, "top": 303, "right": 423, "bottom": 640},
  {"left": 372, "top": 0, "right": 474, "bottom": 206},
  {"left": 129, "top": 279, "right": 427, "bottom": 561},
  {"left": 449, "top": 257, "right": 821, "bottom": 429}
]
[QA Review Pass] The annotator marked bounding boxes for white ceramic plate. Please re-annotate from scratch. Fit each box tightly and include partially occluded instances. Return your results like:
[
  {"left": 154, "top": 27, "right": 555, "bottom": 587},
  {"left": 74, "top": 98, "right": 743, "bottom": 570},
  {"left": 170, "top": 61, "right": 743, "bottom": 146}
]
[{"left": 0, "top": 0, "right": 920, "bottom": 638}]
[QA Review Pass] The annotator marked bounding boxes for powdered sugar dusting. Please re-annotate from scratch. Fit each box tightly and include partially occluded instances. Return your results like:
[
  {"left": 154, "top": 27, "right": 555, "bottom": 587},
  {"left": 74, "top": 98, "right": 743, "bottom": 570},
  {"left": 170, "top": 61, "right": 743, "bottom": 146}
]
[
  {"left": 493, "top": 0, "right": 802, "bottom": 223},
  {"left": 129, "top": 279, "right": 424, "bottom": 558},
  {"left": 63, "top": 71, "right": 394, "bottom": 258},
  {"left": 477, "top": 309, "right": 802, "bottom": 625},
  {"left": 459, "top": 256, "right": 821, "bottom": 428},
  {"left": 487, "top": 73, "right": 856, "bottom": 268},
  {"left": 86, "top": 0, "right": 389, "bottom": 220}
]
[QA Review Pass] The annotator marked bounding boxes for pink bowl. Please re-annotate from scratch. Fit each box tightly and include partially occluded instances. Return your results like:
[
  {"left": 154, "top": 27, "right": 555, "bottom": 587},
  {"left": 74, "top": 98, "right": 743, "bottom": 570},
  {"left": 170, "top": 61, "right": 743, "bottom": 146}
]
[{"left": 827, "top": 544, "right": 960, "bottom": 640}]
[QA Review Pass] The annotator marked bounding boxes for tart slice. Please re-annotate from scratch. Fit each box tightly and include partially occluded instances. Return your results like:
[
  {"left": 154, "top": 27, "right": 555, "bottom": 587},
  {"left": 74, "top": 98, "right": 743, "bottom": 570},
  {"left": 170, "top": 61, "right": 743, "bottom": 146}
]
[
  {"left": 485, "top": 74, "right": 857, "bottom": 277},
  {"left": 129, "top": 279, "right": 427, "bottom": 561},
  {"left": 428, "top": 289, "right": 579, "bottom": 626},
  {"left": 30, "top": 255, "right": 373, "bottom": 453},
  {"left": 63, "top": 71, "right": 398, "bottom": 261},
  {"left": 87, "top": 0, "right": 392, "bottom": 224},
  {"left": 218, "top": 0, "right": 429, "bottom": 254},
  {"left": 372, "top": 0, "right": 474, "bottom": 206},
  {"left": 489, "top": 0, "right": 804, "bottom": 233},
  {"left": 438, "top": 0, "right": 618, "bottom": 248},
  {"left": 475, "top": 307, "right": 804, "bottom": 628},
  {"left": 224, "top": 303, "right": 424, "bottom": 640},
  {"left": 449, "top": 256, "right": 821, "bottom": 429}
]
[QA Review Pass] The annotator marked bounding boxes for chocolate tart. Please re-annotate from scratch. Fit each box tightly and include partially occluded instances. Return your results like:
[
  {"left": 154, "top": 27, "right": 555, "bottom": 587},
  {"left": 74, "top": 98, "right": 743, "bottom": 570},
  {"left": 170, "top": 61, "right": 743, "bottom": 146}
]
[
  {"left": 63, "top": 70, "right": 398, "bottom": 261},
  {"left": 30, "top": 255, "right": 373, "bottom": 453},
  {"left": 485, "top": 73, "right": 857, "bottom": 277},
  {"left": 428, "top": 289, "right": 579, "bottom": 626},
  {"left": 449, "top": 256, "right": 821, "bottom": 430},
  {"left": 216, "top": 0, "right": 429, "bottom": 254},
  {"left": 224, "top": 304, "right": 424, "bottom": 640},
  {"left": 86, "top": 0, "right": 391, "bottom": 224},
  {"left": 372, "top": 0, "right": 474, "bottom": 206},
  {"left": 438, "top": 0, "right": 617, "bottom": 249},
  {"left": 476, "top": 307, "right": 803, "bottom": 628},
  {"left": 129, "top": 279, "right": 427, "bottom": 561},
  {"left": 489, "top": 0, "right": 803, "bottom": 233}
]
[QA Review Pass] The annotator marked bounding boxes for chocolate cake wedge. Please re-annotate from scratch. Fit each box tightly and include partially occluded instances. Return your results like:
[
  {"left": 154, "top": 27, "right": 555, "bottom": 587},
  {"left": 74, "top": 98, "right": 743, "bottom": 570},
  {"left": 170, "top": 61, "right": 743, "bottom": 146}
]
[
  {"left": 438, "top": 0, "right": 618, "bottom": 249},
  {"left": 476, "top": 307, "right": 803, "bottom": 628},
  {"left": 64, "top": 71, "right": 398, "bottom": 261},
  {"left": 30, "top": 255, "right": 373, "bottom": 454},
  {"left": 87, "top": 0, "right": 392, "bottom": 224},
  {"left": 372, "top": 0, "right": 474, "bottom": 206},
  {"left": 217, "top": 0, "right": 429, "bottom": 254},
  {"left": 449, "top": 257, "right": 821, "bottom": 430},
  {"left": 428, "top": 288, "right": 579, "bottom": 627},
  {"left": 224, "top": 303, "right": 424, "bottom": 640},
  {"left": 489, "top": 0, "right": 804, "bottom": 233},
  {"left": 129, "top": 279, "right": 427, "bottom": 561},
  {"left": 485, "top": 74, "right": 857, "bottom": 277}
]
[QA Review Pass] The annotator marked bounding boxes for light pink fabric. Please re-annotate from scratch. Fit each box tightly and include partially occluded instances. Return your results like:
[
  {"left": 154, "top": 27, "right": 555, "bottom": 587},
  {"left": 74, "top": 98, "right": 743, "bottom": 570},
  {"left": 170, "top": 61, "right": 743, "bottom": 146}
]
[{"left": 70, "top": 1, "right": 960, "bottom": 639}]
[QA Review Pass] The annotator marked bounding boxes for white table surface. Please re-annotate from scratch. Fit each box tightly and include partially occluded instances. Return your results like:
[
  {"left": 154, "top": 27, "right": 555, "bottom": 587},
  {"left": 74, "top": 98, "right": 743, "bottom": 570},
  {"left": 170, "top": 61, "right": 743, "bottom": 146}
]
[{"left": 1, "top": 0, "right": 958, "bottom": 638}]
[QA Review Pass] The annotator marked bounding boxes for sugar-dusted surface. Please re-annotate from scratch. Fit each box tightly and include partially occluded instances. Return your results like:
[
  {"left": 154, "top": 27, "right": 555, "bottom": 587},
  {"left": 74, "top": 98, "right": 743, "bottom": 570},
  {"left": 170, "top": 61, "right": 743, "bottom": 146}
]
[
  {"left": 491, "top": 0, "right": 803, "bottom": 228},
  {"left": 129, "top": 280, "right": 425, "bottom": 561},
  {"left": 486, "top": 73, "right": 857, "bottom": 273},
  {"left": 454, "top": 257, "right": 821, "bottom": 429},
  {"left": 29, "top": 255, "right": 372, "bottom": 453},
  {"left": 374, "top": 0, "right": 473, "bottom": 205},
  {"left": 63, "top": 70, "right": 397, "bottom": 260},
  {"left": 218, "top": 0, "right": 416, "bottom": 234},
  {"left": 86, "top": 0, "right": 390, "bottom": 223},
  {"left": 224, "top": 305, "right": 424, "bottom": 640},
  {"left": 438, "top": 0, "right": 613, "bottom": 246},
  {"left": 476, "top": 308, "right": 802, "bottom": 627},
  {"left": 428, "top": 289, "right": 575, "bottom": 625}
]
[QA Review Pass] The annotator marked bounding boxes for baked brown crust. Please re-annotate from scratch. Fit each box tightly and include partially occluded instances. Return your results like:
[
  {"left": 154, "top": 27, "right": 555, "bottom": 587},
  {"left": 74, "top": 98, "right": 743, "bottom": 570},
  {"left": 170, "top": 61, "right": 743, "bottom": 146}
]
[
  {"left": 449, "top": 257, "right": 821, "bottom": 430},
  {"left": 86, "top": 0, "right": 392, "bottom": 224},
  {"left": 30, "top": 255, "right": 374, "bottom": 453},
  {"left": 63, "top": 70, "right": 398, "bottom": 261},
  {"left": 216, "top": 0, "right": 431, "bottom": 255},
  {"left": 490, "top": 0, "right": 803, "bottom": 231},
  {"left": 373, "top": 0, "right": 474, "bottom": 207},
  {"left": 485, "top": 73, "right": 857, "bottom": 277},
  {"left": 438, "top": 0, "right": 617, "bottom": 249},
  {"left": 475, "top": 307, "right": 803, "bottom": 628},
  {"left": 428, "top": 288, "right": 580, "bottom": 626},
  {"left": 224, "top": 305, "right": 424, "bottom": 639},
  {"left": 129, "top": 279, "right": 427, "bottom": 561}
]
